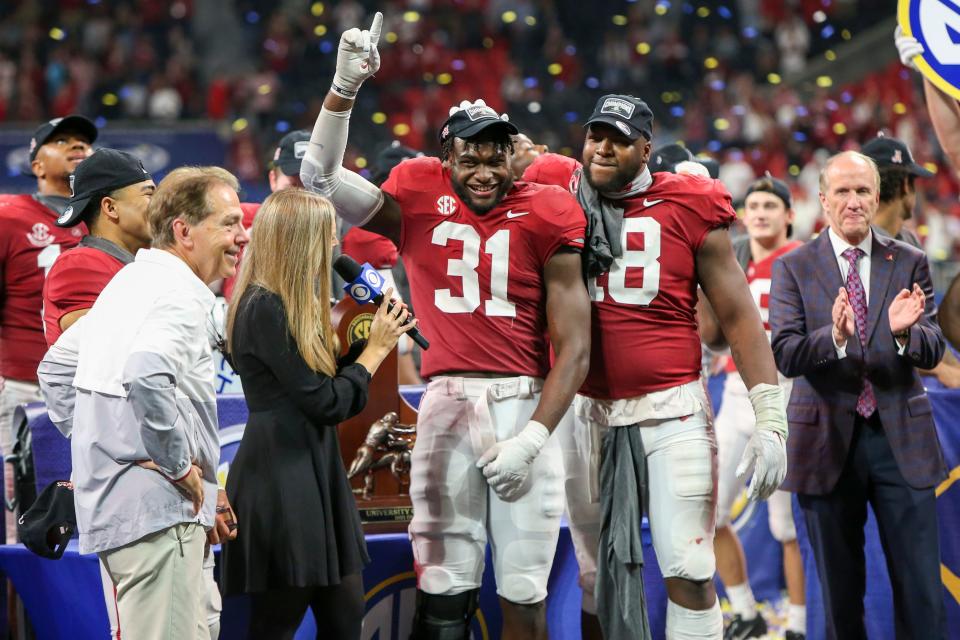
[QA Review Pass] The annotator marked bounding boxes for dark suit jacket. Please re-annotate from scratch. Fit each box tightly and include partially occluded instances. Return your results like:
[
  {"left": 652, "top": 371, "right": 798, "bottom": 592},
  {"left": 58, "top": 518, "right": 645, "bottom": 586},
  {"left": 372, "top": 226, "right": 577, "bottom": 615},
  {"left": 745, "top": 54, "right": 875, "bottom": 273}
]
[{"left": 769, "top": 231, "right": 947, "bottom": 495}]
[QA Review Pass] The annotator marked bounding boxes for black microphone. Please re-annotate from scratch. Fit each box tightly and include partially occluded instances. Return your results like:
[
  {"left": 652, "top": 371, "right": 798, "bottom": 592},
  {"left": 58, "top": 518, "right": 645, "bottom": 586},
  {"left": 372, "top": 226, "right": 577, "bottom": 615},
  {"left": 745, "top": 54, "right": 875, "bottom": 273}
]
[{"left": 333, "top": 254, "right": 430, "bottom": 350}]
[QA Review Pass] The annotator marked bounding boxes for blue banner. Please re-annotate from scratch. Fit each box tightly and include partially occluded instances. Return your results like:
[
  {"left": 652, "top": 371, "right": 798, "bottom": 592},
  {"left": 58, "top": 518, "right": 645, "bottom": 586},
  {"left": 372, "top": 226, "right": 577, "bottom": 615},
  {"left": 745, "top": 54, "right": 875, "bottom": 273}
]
[{"left": 0, "top": 127, "right": 227, "bottom": 192}]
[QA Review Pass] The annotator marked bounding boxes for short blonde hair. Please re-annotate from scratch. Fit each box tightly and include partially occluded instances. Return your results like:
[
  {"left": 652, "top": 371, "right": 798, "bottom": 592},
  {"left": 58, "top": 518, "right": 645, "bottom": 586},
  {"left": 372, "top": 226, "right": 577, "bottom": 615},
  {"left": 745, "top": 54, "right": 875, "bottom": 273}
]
[
  {"left": 148, "top": 166, "right": 240, "bottom": 248},
  {"left": 227, "top": 188, "right": 340, "bottom": 376}
]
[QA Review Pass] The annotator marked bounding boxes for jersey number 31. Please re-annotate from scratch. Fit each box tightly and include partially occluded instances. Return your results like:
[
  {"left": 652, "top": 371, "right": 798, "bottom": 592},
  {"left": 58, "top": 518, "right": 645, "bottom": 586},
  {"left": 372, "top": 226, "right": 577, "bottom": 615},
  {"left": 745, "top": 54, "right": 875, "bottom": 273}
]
[{"left": 431, "top": 221, "right": 516, "bottom": 317}]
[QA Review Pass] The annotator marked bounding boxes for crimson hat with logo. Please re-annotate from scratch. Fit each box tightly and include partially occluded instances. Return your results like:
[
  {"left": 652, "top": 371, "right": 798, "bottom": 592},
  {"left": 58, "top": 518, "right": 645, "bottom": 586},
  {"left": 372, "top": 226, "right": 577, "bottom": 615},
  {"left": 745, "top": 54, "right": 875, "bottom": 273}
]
[
  {"left": 29, "top": 115, "right": 98, "bottom": 162},
  {"left": 861, "top": 134, "right": 934, "bottom": 177},
  {"left": 18, "top": 480, "right": 76, "bottom": 560},
  {"left": 439, "top": 100, "right": 518, "bottom": 144},
  {"left": 585, "top": 94, "right": 654, "bottom": 141}
]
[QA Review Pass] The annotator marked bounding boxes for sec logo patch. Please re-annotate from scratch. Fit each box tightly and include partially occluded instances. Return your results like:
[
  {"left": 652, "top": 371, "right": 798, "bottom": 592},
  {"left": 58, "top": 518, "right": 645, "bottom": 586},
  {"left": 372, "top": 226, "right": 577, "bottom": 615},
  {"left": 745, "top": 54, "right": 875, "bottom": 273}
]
[
  {"left": 348, "top": 313, "right": 375, "bottom": 344},
  {"left": 436, "top": 195, "right": 457, "bottom": 215},
  {"left": 899, "top": 0, "right": 960, "bottom": 100}
]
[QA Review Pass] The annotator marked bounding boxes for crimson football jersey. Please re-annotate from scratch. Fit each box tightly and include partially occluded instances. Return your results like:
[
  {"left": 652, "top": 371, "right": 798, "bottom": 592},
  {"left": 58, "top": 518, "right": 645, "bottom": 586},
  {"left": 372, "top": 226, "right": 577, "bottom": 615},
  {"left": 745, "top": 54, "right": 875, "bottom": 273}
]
[
  {"left": 341, "top": 226, "right": 398, "bottom": 268},
  {"left": 222, "top": 202, "right": 264, "bottom": 300},
  {"left": 724, "top": 240, "right": 803, "bottom": 373},
  {"left": 382, "top": 156, "right": 585, "bottom": 379},
  {"left": 0, "top": 194, "right": 86, "bottom": 381},
  {"left": 42, "top": 246, "right": 125, "bottom": 346},
  {"left": 525, "top": 154, "right": 736, "bottom": 399}
]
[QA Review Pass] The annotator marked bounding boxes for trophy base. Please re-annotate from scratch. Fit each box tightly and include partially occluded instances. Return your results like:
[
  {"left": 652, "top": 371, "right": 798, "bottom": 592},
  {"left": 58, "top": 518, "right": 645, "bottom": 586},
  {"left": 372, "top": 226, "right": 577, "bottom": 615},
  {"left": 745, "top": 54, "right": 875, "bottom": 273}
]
[{"left": 356, "top": 496, "right": 413, "bottom": 534}]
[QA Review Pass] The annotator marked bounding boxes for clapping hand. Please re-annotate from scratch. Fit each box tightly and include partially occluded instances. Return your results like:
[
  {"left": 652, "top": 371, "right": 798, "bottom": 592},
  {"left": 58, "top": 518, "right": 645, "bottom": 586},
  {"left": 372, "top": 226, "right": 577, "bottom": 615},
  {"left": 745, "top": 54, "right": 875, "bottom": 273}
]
[
  {"left": 832, "top": 287, "right": 856, "bottom": 347},
  {"left": 889, "top": 282, "right": 925, "bottom": 335},
  {"left": 332, "top": 12, "right": 383, "bottom": 98}
]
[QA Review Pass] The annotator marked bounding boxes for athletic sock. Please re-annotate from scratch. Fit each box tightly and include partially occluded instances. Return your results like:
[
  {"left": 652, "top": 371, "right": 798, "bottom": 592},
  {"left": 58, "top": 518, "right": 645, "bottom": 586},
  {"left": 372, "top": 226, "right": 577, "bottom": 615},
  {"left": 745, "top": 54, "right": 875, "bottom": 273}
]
[
  {"left": 725, "top": 582, "right": 758, "bottom": 620},
  {"left": 666, "top": 598, "right": 723, "bottom": 640},
  {"left": 787, "top": 603, "right": 806, "bottom": 633}
]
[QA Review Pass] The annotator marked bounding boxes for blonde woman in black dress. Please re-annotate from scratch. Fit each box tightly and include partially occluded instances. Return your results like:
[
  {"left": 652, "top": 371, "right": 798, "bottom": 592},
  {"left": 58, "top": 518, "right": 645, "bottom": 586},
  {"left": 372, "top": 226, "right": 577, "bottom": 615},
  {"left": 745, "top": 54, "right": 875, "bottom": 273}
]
[{"left": 222, "top": 188, "right": 414, "bottom": 639}]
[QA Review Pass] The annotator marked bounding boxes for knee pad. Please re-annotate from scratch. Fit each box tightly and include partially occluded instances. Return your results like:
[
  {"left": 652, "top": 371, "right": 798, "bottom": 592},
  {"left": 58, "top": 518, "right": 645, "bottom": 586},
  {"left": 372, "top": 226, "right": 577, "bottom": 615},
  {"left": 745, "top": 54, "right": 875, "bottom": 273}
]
[
  {"left": 495, "top": 539, "right": 553, "bottom": 605},
  {"left": 410, "top": 589, "right": 479, "bottom": 640},
  {"left": 769, "top": 512, "right": 797, "bottom": 543},
  {"left": 498, "top": 573, "right": 542, "bottom": 606},
  {"left": 666, "top": 598, "right": 722, "bottom": 640}
]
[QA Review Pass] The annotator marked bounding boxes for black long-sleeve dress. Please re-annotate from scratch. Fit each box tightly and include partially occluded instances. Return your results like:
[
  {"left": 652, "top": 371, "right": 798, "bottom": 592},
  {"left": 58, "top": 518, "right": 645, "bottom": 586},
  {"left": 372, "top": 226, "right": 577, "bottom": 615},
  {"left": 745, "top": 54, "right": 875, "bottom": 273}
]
[{"left": 221, "top": 286, "right": 371, "bottom": 594}]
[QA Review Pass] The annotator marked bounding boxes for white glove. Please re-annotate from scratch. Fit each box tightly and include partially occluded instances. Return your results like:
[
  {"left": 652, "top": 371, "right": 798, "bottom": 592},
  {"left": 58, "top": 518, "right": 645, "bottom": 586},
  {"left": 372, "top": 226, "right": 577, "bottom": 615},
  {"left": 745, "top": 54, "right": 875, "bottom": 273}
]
[
  {"left": 476, "top": 420, "right": 549, "bottom": 501},
  {"left": 895, "top": 25, "right": 924, "bottom": 70},
  {"left": 737, "top": 383, "right": 788, "bottom": 502},
  {"left": 331, "top": 12, "right": 383, "bottom": 99}
]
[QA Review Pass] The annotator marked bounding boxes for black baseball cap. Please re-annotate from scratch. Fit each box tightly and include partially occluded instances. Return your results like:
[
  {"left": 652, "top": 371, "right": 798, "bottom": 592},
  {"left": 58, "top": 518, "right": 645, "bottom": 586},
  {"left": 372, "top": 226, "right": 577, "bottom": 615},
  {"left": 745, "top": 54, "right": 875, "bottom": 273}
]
[
  {"left": 271, "top": 130, "right": 311, "bottom": 175},
  {"left": 372, "top": 141, "right": 422, "bottom": 185},
  {"left": 695, "top": 155, "right": 720, "bottom": 179},
  {"left": 57, "top": 148, "right": 152, "bottom": 227},
  {"left": 18, "top": 480, "right": 76, "bottom": 560},
  {"left": 29, "top": 115, "right": 98, "bottom": 162},
  {"left": 861, "top": 135, "right": 934, "bottom": 177},
  {"left": 649, "top": 143, "right": 694, "bottom": 173},
  {"left": 744, "top": 173, "right": 792, "bottom": 209},
  {"left": 439, "top": 102, "right": 518, "bottom": 144},
  {"left": 585, "top": 95, "right": 654, "bottom": 141}
]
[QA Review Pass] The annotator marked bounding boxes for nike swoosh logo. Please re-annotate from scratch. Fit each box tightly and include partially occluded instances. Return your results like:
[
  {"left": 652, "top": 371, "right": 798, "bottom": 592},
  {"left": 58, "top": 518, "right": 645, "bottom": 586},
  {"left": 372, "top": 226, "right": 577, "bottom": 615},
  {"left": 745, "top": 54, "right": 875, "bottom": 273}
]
[
  {"left": 505, "top": 210, "right": 529, "bottom": 219},
  {"left": 643, "top": 198, "right": 664, "bottom": 207}
]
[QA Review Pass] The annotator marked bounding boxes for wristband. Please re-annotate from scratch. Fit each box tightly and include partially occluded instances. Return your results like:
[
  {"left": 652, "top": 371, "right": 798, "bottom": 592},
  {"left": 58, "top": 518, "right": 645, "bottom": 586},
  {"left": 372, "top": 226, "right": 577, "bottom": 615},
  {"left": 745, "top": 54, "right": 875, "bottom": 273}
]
[
  {"left": 747, "top": 383, "right": 788, "bottom": 439},
  {"left": 330, "top": 81, "right": 358, "bottom": 99}
]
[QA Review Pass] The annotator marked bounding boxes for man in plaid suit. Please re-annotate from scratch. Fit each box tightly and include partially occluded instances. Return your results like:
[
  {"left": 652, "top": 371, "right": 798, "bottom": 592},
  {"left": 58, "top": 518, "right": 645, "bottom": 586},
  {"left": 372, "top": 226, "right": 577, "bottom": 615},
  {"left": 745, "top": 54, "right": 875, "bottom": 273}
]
[{"left": 769, "top": 151, "right": 947, "bottom": 639}]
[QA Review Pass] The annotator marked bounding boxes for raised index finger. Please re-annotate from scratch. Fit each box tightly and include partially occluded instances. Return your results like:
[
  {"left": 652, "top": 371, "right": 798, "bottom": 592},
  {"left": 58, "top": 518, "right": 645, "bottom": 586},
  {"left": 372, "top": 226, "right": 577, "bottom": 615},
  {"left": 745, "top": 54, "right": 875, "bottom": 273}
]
[{"left": 369, "top": 12, "right": 383, "bottom": 46}]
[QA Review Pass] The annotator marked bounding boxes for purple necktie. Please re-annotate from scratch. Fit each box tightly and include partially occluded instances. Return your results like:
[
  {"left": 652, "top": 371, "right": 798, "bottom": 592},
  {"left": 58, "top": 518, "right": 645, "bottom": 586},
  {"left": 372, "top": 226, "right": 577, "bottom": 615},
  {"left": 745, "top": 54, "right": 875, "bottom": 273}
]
[{"left": 842, "top": 247, "right": 877, "bottom": 418}]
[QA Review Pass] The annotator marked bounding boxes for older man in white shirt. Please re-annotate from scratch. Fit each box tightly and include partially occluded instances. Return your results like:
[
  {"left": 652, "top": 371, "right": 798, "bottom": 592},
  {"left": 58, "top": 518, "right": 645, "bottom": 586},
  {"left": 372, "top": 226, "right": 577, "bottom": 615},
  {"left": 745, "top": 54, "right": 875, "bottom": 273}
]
[{"left": 39, "top": 170, "right": 249, "bottom": 639}]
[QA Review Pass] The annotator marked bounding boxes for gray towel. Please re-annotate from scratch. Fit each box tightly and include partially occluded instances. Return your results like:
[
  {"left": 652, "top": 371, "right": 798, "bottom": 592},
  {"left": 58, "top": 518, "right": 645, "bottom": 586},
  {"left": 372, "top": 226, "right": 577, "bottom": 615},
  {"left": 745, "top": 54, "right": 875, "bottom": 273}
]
[
  {"left": 596, "top": 424, "right": 652, "bottom": 640},
  {"left": 577, "top": 179, "right": 624, "bottom": 278},
  {"left": 575, "top": 167, "right": 653, "bottom": 278}
]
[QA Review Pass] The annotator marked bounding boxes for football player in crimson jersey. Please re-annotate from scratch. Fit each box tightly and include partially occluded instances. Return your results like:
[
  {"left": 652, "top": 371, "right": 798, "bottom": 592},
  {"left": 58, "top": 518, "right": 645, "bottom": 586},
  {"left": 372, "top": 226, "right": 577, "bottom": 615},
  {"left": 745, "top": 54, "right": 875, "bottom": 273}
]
[
  {"left": 300, "top": 13, "right": 590, "bottom": 639},
  {"left": 700, "top": 176, "right": 806, "bottom": 640},
  {"left": 0, "top": 114, "right": 95, "bottom": 542},
  {"left": 523, "top": 95, "right": 788, "bottom": 640},
  {"left": 43, "top": 148, "right": 155, "bottom": 345}
]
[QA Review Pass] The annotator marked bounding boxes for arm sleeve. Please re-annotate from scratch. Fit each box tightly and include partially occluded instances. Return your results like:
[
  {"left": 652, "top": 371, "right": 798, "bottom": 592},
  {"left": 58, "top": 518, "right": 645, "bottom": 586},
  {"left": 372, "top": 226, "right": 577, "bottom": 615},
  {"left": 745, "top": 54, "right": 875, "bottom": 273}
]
[
  {"left": 122, "top": 293, "right": 202, "bottom": 481},
  {"left": 242, "top": 292, "right": 372, "bottom": 425},
  {"left": 37, "top": 318, "right": 83, "bottom": 438}
]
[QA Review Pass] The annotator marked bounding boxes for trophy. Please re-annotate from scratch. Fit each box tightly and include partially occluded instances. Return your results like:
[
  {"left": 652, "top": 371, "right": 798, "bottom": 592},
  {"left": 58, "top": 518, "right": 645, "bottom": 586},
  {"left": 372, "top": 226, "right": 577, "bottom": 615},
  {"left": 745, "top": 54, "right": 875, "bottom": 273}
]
[
  {"left": 333, "top": 297, "right": 418, "bottom": 533},
  {"left": 346, "top": 412, "right": 416, "bottom": 499}
]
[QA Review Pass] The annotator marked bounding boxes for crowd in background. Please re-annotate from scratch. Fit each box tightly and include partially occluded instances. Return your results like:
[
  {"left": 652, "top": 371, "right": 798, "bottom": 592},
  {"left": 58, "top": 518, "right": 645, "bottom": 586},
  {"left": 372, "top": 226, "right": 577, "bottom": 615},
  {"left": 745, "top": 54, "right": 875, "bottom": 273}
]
[{"left": 1, "top": 0, "right": 958, "bottom": 266}]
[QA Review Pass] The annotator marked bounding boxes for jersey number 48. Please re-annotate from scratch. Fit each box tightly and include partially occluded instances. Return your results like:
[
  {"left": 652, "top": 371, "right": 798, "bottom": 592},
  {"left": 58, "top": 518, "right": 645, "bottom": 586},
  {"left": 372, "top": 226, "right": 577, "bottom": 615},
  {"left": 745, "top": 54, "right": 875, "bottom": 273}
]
[{"left": 589, "top": 217, "right": 662, "bottom": 305}]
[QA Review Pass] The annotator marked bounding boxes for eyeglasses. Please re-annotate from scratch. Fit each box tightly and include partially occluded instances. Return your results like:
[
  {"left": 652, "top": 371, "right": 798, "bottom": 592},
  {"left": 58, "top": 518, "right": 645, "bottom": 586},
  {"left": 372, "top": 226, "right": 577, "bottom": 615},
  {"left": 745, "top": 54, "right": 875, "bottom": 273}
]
[{"left": 206, "top": 304, "right": 235, "bottom": 370}]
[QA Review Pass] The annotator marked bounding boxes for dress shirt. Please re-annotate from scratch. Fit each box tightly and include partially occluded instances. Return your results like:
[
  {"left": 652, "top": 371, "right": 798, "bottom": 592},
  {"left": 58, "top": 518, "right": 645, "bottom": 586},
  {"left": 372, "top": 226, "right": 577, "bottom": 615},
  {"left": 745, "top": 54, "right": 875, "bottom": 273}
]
[{"left": 827, "top": 228, "right": 906, "bottom": 358}]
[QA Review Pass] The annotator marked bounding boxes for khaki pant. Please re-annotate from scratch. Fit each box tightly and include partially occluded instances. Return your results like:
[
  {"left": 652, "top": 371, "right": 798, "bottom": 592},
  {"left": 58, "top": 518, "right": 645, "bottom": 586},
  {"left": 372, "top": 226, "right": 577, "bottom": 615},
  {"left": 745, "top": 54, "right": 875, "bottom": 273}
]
[
  {"left": 99, "top": 523, "right": 207, "bottom": 640},
  {"left": 100, "top": 543, "right": 221, "bottom": 639},
  {"left": 0, "top": 379, "right": 42, "bottom": 543}
]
